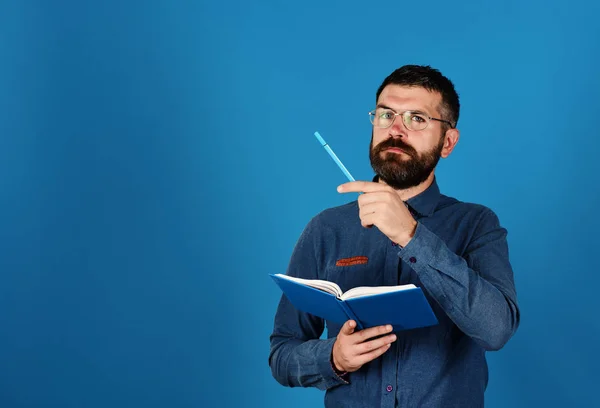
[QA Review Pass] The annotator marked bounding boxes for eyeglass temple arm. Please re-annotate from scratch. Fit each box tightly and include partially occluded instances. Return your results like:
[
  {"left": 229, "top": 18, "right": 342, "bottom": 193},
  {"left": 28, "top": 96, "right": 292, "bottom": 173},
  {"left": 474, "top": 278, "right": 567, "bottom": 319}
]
[{"left": 430, "top": 117, "right": 455, "bottom": 128}]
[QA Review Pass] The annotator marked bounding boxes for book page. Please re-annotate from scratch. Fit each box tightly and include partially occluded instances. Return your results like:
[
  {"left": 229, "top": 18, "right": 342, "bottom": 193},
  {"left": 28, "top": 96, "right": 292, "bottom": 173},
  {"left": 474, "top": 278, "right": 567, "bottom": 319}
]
[
  {"left": 340, "top": 284, "right": 417, "bottom": 301},
  {"left": 273, "top": 274, "right": 343, "bottom": 298}
]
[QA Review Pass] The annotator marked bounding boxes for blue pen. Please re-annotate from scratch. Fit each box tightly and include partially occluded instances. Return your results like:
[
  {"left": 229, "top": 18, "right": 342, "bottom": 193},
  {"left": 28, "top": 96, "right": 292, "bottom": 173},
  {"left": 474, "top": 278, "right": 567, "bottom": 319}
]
[{"left": 313, "top": 131, "right": 355, "bottom": 182}]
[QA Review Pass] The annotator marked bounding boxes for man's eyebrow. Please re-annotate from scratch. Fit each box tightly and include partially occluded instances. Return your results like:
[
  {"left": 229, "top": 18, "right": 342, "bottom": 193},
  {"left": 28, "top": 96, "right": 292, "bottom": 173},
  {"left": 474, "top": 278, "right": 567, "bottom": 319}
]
[{"left": 375, "top": 103, "right": 429, "bottom": 115}]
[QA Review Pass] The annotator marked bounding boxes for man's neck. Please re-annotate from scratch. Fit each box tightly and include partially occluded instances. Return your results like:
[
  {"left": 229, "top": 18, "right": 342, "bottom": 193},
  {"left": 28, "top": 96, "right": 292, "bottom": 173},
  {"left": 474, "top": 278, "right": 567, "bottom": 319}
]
[{"left": 377, "top": 172, "right": 435, "bottom": 202}]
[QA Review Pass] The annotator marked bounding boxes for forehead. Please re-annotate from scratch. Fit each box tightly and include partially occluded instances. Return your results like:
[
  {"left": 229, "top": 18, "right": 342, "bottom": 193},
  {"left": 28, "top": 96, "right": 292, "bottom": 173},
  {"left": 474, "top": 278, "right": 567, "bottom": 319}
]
[{"left": 377, "top": 85, "right": 442, "bottom": 115}]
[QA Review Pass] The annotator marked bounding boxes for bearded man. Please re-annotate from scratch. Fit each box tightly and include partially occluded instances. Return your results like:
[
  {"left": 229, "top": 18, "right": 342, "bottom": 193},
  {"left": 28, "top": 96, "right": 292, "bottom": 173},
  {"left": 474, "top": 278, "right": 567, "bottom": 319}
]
[{"left": 268, "top": 64, "right": 520, "bottom": 408}]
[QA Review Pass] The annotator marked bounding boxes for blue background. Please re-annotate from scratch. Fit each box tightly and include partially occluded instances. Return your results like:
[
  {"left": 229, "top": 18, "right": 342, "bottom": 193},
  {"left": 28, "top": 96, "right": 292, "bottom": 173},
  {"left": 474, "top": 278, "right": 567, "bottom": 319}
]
[{"left": 0, "top": 1, "right": 598, "bottom": 407}]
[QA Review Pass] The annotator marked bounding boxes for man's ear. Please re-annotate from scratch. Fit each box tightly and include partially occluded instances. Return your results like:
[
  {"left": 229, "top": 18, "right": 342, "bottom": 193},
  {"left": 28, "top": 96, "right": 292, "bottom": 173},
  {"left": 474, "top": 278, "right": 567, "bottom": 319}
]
[{"left": 440, "top": 128, "right": 459, "bottom": 158}]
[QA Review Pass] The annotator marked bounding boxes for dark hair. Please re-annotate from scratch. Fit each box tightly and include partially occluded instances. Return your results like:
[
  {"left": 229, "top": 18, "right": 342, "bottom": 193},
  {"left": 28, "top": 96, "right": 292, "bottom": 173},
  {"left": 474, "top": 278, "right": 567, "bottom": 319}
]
[{"left": 376, "top": 65, "right": 460, "bottom": 129}]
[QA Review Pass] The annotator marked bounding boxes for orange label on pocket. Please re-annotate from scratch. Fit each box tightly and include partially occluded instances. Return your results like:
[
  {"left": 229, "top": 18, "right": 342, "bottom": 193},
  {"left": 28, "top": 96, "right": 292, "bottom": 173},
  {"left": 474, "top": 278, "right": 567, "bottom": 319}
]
[{"left": 336, "top": 256, "right": 368, "bottom": 266}]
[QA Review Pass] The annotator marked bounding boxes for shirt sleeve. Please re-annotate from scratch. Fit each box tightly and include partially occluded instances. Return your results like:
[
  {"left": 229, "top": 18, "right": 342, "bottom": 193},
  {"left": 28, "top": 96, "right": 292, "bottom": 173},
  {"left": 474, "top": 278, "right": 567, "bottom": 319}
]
[
  {"left": 268, "top": 215, "right": 350, "bottom": 390},
  {"left": 397, "top": 208, "right": 520, "bottom": 351}
]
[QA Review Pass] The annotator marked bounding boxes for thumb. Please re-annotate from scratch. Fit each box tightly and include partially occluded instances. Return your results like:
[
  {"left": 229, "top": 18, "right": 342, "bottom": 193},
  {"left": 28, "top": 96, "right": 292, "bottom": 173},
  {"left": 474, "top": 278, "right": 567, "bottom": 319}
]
[{"left": 342, "top": 320, "right": 356, "bottom": 335}]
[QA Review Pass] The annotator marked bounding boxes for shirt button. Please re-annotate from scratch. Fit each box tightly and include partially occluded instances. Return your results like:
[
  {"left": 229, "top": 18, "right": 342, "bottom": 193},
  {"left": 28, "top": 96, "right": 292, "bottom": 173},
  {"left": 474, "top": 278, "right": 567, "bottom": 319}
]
[
  {"left": 386, "top": 385, "right": 393, "bottom": 392},
  {"left": 409, "top": 257, "right": 416, "bottom": 263}
]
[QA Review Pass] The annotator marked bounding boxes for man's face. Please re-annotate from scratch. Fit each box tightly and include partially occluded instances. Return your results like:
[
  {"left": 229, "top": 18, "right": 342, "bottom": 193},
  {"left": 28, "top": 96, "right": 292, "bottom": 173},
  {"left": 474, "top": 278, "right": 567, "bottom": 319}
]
[{"left": 370, "top": 85, "right": 447, "bottom": 190}]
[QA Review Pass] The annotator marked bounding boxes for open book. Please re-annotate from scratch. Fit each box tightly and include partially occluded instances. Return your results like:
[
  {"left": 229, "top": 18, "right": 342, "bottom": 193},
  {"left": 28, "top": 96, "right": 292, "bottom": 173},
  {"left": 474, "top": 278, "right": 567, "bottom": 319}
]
[
  {"left": 274, "top": 274, "right": 417, "bottom": 301},
  {"left": 270, "top": 274, "right": 438, "bottom": 332}
]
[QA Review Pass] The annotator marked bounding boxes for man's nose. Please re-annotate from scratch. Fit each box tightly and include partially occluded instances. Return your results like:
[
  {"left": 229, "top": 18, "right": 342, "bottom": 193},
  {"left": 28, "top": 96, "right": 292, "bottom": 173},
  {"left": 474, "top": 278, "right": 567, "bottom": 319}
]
[{"left": 389, "top": 117, "right": 408, "bottom": 138}]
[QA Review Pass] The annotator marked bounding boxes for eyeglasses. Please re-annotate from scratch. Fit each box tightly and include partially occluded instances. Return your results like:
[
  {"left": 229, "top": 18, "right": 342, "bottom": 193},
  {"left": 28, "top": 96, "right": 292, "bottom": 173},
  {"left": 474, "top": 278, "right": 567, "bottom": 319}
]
[{"left": 368, "top": 107, "right": 455, "bottom": 131}]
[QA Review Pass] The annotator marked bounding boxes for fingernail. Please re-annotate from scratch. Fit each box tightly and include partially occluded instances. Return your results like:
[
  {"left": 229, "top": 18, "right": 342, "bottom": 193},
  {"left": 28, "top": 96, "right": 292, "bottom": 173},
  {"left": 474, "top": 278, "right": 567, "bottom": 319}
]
[
  {"left": 386, "top": 325, "right": 392, "bottom": 331},
  {"left": 391, "top": 335, "right": 397, "bottom": 342},
  {"left": 337, "top": 185, "right": 342, "bottom": 192}
]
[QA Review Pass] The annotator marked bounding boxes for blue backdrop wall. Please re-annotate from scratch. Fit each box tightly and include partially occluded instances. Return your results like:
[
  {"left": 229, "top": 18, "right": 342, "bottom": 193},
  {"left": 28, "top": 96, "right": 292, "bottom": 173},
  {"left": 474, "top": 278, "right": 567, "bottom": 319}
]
[{"left": 0, "top": 1, "right": 598, "bottom": 407}]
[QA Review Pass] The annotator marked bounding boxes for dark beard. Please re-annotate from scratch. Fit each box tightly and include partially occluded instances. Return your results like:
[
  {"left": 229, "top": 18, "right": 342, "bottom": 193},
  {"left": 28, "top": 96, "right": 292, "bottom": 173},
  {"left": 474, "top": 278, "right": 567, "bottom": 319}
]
[{"left": 369, "top": 134, "right": 444, "bottom": 190}]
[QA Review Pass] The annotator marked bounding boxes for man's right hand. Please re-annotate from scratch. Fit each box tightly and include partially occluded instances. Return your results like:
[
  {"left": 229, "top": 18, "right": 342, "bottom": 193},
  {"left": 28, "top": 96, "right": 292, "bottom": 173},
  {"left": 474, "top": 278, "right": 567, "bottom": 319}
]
[{"left": 332, "top": 320, "right": 397, "bottom": 373}]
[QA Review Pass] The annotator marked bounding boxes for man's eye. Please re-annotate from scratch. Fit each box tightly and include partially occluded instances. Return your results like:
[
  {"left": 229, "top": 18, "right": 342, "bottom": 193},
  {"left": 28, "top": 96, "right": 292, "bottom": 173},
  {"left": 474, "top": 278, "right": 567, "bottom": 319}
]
[
  {"left": 380, "top": 111, "right": 394, "bottom": 119},
  {"left": 411, "top": 115, "right": 426, "bottom": 123}
]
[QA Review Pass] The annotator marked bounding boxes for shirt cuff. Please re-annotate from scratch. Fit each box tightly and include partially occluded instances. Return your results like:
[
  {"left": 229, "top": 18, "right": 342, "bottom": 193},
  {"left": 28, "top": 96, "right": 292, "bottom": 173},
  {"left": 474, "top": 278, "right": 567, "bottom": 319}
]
[
  {"left": 330, "top": 351, "right": 350, "bottom": 382},
  {"left": 317, "top": 338, "right": 350, "bottom": 387},
  {"left": 397, "top": 221, "right": 469, "bottom": 293},
  {"left": 398, "top": 222, "right": 441, "bottom": 268}
]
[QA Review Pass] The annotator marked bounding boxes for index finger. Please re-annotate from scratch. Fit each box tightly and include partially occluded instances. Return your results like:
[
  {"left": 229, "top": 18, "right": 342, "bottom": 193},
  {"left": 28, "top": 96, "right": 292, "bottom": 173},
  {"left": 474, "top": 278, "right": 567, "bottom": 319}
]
[
  {"left": 337, "top": 181, "right": 389, "bottom": 194},
  {"left": 354, "top": 324, "right": 393, "bottom": 343}
]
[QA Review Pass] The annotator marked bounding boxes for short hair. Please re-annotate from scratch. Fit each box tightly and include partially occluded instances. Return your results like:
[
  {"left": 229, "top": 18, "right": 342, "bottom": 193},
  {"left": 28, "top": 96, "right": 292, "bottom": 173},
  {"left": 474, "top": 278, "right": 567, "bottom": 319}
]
[{"left": 376, "top": 65, "right": 460, "bottom": 128}]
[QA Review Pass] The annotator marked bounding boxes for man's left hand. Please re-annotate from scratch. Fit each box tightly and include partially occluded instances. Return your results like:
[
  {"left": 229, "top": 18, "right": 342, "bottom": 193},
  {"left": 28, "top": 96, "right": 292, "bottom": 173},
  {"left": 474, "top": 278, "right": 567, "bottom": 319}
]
[{"left": 337, "top": 181, "right": 417, "bottom": 247}]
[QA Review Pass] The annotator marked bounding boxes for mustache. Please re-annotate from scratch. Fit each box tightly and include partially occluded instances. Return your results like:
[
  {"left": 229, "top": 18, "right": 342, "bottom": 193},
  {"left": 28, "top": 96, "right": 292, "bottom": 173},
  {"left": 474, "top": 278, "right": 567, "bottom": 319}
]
[{"left": 374, "top": 138, "right": 416, "bottom": 157}]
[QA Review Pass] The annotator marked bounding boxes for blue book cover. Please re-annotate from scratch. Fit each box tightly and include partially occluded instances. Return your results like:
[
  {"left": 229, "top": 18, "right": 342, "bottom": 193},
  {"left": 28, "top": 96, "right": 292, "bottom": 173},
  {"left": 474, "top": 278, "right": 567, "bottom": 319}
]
[{"left": 270, "top": 274, "right": 438, "bottom": 332}]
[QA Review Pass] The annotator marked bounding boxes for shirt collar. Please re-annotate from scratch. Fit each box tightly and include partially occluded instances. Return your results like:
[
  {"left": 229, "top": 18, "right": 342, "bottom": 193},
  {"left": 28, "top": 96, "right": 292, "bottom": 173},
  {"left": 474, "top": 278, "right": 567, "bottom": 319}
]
[{"left": 371, "top": 175, "right": 440, "bottom": 217}]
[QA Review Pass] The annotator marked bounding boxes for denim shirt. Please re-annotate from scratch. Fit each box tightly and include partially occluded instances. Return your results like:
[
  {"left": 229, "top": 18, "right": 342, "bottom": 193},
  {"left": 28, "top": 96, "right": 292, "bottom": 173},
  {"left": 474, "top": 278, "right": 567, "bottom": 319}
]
[{"left": 268, "top": 178, "right": 520, "bottom": 408}]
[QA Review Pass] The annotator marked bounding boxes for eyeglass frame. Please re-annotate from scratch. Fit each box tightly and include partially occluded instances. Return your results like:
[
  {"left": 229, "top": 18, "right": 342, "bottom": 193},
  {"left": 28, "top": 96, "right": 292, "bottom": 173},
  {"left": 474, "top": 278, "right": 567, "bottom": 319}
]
[{"left": 368, "top": 106, "right": 455, "bottom": 130}]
